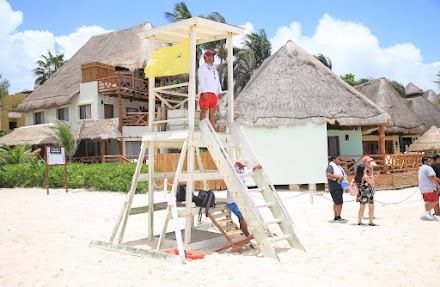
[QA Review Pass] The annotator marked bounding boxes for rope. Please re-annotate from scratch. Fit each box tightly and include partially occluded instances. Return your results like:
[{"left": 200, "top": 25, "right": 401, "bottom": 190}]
[{"left": 374, "top": 188, "right": 420, "bottom": 205}]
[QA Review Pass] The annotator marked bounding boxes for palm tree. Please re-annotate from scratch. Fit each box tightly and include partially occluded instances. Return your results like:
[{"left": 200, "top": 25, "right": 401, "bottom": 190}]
[
  {"left": 233, "top": 48, "right": 256, "bottom": 94},
  {"left": 314, "top": 54, "right": 332, "bottom": 70},
  {"left": 242, "top": 29, "right": 271, "bottom": 69},
  {"left": 0, "top": 74, "right": 10, "bottom": 109},
  {"left": 47, "top": 120, "right": 83, "bottom": 161},
  {"left": 435, "top": 71, "right": 440, "bottom": 90},
  {"left": 164, "top": 2, "right": 192, "bottom": 22},
  {"left": 0, "top": 143, "right": 41, "bottom": 165},
  {"left": 33, "top": 51, "right": 65, "bottom": 85}
]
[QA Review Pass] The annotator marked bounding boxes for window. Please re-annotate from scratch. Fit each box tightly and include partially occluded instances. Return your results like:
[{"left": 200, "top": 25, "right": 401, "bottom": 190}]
[
  {"left": 9, "top": 121, "right": 17, "bottom": 130},
  {"left": 126, "top": 107, "right": 138, "bottom": 113},
  {"left": 79, "top": 104, "right": 91, "bottom": 119},
  {"left": 34, "top": 111, "right": 45, "bottom": 124},
  {"left": 126, "top": 141, "right": 142, "bottom": 156},
  {"left": 57, "top": 108, "right": 69, "bottom": 121}
]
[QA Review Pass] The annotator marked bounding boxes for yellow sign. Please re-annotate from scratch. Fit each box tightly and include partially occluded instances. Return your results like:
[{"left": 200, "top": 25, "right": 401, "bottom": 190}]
[{"left": 145, "top": 37, "right": 190, "bottom": 78}]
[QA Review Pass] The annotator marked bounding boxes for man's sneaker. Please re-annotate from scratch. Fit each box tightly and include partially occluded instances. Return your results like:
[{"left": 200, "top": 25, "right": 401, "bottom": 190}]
[{"left": 421, "top": 213, "right": 436, "bottom": 221}]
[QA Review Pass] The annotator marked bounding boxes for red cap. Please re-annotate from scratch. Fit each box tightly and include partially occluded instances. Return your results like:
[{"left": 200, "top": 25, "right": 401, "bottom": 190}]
[
  {"left": 204, "top": 50, "right": 216, "bottom": 57},
  {"left": 362, "top": 156, "right": 373, "bottom": 162},
  {"left": 235, "top": 162, "right": 246, "bottom": 167}
]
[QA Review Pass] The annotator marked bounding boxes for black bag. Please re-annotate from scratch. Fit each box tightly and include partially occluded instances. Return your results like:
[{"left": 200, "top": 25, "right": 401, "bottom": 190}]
[
  {"left": 197, "top": 190, "right": 216, "bottom": 221},
  {"left": 176, "top": 184, "right": 203, "bottom": 206}
]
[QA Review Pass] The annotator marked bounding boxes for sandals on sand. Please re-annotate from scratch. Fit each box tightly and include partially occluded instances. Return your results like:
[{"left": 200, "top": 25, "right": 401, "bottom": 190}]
[{"left": 369, "top": 223, "right": 379, "bottom": 226}]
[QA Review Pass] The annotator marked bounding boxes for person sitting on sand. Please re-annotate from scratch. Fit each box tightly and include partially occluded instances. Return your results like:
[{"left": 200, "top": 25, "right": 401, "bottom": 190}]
[{"left": 355, "top": 165, "right": 378, "bottom": 226}]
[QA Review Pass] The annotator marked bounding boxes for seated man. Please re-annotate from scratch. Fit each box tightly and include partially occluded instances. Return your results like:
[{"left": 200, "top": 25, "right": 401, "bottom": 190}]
[{"left": 226, "top": 162, "right": 262, "bottom": 237}]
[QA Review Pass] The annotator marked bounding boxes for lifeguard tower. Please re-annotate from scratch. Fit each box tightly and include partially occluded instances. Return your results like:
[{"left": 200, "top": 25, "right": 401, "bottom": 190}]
[{"left": 90, "top": 17, "right": 304, "bottom": 263}]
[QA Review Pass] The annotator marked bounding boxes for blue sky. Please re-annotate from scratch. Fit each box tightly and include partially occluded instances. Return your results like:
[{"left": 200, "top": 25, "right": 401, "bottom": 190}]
[{"left": 2, "top": 0, "right": 439, "bottom": 93}]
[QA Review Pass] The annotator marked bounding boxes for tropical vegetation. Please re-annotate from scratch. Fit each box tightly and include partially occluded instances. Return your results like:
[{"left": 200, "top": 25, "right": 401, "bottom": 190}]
[
  {"left": 33, "top": 51, "right": 65, "bottom": 85},
  {"left": 47, "top": 120, "right": 83, "bottom": 161},
  {"left": 0, "top": 73, "right": 10, "bottom": 109},
  {"left": 314, "top": 54, "right": 332, "bottom": 70},
  {"left": 340, "top": 73, "right": 369, "bottom": 86},
  {"left": 0, "top": 143, "right": 41, "bottom": 165}
]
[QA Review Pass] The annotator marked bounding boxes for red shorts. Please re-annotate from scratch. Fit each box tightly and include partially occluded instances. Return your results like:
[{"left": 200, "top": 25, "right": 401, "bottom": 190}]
[
  {"left": 199, "top": 92, "right": 218, "bottom": 110},
  {"left": 422, "top": 191, "right": 439, "bottom": 202}
]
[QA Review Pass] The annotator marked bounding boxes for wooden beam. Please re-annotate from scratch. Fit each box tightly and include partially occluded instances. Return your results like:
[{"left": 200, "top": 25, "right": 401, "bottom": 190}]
[
  {"left": 379, "top": 124, "right": 385, "bottom": 154},
  {"left": 100, "top": 140, "right": 106, "bottom": 163}
]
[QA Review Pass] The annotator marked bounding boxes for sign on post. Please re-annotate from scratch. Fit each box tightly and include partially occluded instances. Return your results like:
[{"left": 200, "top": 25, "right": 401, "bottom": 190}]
[{"left": 45, "top": 146, "right": 68, "bottom": 195}]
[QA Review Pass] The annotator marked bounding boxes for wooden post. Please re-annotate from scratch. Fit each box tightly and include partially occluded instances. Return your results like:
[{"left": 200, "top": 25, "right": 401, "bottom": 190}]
[
  {"left": 227, "top": 32, "right": 234, "bottom": 124},
  {"left": 101, "top": 140, "right": 106, "bottom": 163},
  {"left": 45, "top": 146, "right": 49, "bottom": 195},
  {"left": 184, "top": 24, "right": 197, "bottom": 245},
  {"left": 379, "top": 124, "right": 385, "bottom": 154},
  {"left": 118, "top": 73, "right": 123, "bottom": 132}
]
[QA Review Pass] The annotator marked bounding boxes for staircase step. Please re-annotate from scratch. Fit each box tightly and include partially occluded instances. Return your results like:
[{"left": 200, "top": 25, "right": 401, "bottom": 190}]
[
  {"left": 221, "top": 223, "right": 237, "bottom": 231},
  {"left": 211, "top": 211, "right": 229, "bottom": 219},
  {"left": 209, "top": 207, "right": 227, "bottom": 213},
  {"left": 265, "top": 218, "right": 283, "bottom": 225},
  {"left": 255, "top": 203, "right": 274, "bottom": 208},
  {"left": 269, "top": 235, "right": 292, "bottom": 244},
  {"left": 226, "top": 229, "right": 243, "bottom": 236},
  {"left": 216, "top": 218, "right": 233, "bottom": 225}
]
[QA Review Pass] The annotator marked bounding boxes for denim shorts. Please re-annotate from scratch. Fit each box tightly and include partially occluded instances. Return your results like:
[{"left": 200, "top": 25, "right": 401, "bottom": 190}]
[{"left": 228, "top": 203, "right": 243, "bottom": 221}]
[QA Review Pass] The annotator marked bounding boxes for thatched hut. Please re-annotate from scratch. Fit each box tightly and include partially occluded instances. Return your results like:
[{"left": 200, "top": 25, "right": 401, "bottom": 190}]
[
  {"left": 423, "top": 89, "right": 439, "bottom": 106},
  {"left": 407, "top": 126, "right": 440, "bottom": 152},
  {"left": 404, "top": 83, "right": 440, "bottom": 129},
  {"left": 234, "top": 40, "right": 390, "bottom": 185},
  {"left": 0, "top": 124, "right": 56, "bottom": 146},
  {"left": 355, "top": 78, "right": 425, "bottom": 153}
]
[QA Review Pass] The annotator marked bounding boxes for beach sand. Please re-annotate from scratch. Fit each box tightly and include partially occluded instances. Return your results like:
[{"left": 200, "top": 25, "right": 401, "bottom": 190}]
[{"left": 1, "top": 187, "right": 439, "bottom": 287}]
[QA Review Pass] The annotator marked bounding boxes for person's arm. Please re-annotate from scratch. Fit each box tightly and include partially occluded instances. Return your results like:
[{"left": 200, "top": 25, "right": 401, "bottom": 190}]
[
  {"left": 430, "top": 175, "right": 440, "bottom": 190},
  {"left": 363, "top": 174, "right": 374, "bottom": 186},
  {"left": 198, "top": 65, "right": 208, "bottom": 99},
  {"left": 326, "top": 173, "right": 343, "bottom": 181}
]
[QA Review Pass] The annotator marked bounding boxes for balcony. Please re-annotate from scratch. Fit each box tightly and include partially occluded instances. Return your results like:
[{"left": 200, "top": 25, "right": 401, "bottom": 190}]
[{"left": 98, "top": 74, "right": 149, "bottom": 100}]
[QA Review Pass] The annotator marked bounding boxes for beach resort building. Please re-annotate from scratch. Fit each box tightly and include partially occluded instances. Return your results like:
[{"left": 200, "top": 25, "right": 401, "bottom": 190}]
[
  {"left": 234, "top": 40, "right": 391, "bottom": 186},
  {"left": 0, "top": 90, "right": 30, "bottom": 134},
  {"left": 405, "top": 82, "right": 440, "bottom": 132},
  {"left": 355, "top": 78, "right": 425, "bottom": 153}
]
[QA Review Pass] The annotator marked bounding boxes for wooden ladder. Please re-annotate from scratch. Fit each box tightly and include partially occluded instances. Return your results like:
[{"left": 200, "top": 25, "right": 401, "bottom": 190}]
[
  {"left": 199, "top": 119, "right": 305, "bottom": 261},
  {"left": 208, "top": 207, "right": 253, "bottom": 253}
]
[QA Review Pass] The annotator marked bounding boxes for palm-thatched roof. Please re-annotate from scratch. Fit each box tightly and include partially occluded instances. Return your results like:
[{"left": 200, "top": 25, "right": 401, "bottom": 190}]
[
  {"left": 406, "top": 94, "right": 440, "bottom": 128},
  {"left": 234, "top": 41, "right": 390, "bottom": 128},
  {"left": 407, "top": 126, "right": 440, "bottom": 152},
  {"left": 355, "top": 78, "right": 425, "bottom": 134},
  {"left": 17, "top": 22, "right": 160, "bottom": 112},
  {"left": 423, "top": 89, "right": 438, "bottom": 105},
  {"left": 0, "top": 124, "right": 57, "bottom": 146},
  {"left": 78, "top": 119, "right": 122, "bottom": 141},
  {"left": 405, "top": 82, "right": 423, "bottom": 96}
]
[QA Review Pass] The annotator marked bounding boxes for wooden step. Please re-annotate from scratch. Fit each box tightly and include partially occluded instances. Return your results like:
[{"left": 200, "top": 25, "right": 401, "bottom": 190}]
[
  {"left": 216, "top": 218, "right": 233, "bottom": 225},
  {"left": 221, "top": 223, "right": 237, "bottom": 231},
  {"left": 265, "top": 218, "right": 283, "bottom": 225},
  {"left": 269, "top": 235, "right": 292, "bottom": 244},
  {"left": 226, "top": 229, "right": 243, "bottom": 236},
  {"left": 209, "top": 207, "right": 227, "bottom": 213},
  {"left": 211, "top": 211, "right": 229, "bottom": 219}
]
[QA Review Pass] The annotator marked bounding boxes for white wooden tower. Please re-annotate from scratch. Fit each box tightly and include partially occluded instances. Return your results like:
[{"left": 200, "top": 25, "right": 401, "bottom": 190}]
[{"left": 91, "top": 18, "right": 304, "bottom": 264}]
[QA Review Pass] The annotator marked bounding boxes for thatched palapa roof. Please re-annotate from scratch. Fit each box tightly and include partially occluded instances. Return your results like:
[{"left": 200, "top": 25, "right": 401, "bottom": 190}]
[
  {"left": 234, "top": 41, "right": 390, "bottom": 128},
  {"left": 78, "top": 119, "right": 122, "bottom": 141},
  {"left": 423, "top": 89, "right": 438, "bottom": 105},
  {"left": 0, "top": 124, "right": 57, "bottom": 146},
  {"left": 407, "top": 126, "right": 440, "bottom": 152},
  {"left": 355, "top": 78, "right": 425, "bottom": 134},
  {"left": 405, "top": 84, "right": 440, "bottom": 128},
  {"left": 18, "top": 22, "right": 159, "bottom": 112},
  {"left": 405, "top": 82, "right": 423, "bottom": 96}
]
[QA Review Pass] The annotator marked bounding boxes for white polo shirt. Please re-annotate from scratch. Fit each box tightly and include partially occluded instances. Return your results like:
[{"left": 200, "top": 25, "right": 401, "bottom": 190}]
[{"left": 198, "top": 62, "right": 222, "bottom": 96}]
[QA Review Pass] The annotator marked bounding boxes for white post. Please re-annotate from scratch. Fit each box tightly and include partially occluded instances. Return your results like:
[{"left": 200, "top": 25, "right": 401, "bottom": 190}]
[
  {"left": 227, "top": 32, "right": 234, "bottom": 124},
  {"left": 185, "top": 25, "right": 197, "bottom": 245},
  {"left": 309, "top": 184, "right": 315, "bottom": 205},
  {"left": 148, "top": 38, "right": 156, "bottom": 241}
]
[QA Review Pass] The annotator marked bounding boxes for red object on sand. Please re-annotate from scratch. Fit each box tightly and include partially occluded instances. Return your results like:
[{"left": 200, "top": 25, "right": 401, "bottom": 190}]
[{"left": 161, "top": 249, "right": 205, "bottom": 259}]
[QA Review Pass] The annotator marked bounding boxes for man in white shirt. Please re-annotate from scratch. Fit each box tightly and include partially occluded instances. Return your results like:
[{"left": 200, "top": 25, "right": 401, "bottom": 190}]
[
  {"left": 198, "top": 50, "right": 222, "bottom": 130},
  {"left": 418, "top": 156, "right": 440, "bottom": 220}
]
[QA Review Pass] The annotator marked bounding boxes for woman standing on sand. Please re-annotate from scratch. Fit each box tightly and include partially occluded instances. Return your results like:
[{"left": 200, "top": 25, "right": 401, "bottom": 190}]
[{"left": 355, "top": 165, "right": 378, "bottom": 226}]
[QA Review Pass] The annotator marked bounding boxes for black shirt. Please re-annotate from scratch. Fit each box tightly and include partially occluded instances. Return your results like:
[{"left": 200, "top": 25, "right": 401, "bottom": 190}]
[{"left": 432, "top": 163, "right": 440, "bottom": 178}]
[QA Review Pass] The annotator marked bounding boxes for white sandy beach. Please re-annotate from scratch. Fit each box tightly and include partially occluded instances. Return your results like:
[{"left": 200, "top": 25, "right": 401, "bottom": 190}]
[{"left": 1, "top": 186, "right": 439, "bottom": 287}]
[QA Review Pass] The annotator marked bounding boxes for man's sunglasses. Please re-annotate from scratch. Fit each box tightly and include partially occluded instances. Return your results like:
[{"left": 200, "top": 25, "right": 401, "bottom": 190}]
[{"left": 207, "top": 54, "right": 215, "bottom": 57}]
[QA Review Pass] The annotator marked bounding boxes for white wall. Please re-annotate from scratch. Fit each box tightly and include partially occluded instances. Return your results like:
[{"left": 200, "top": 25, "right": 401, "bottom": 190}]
[{"left": 240, "top": 123, "right": 328, "bottom": 185}]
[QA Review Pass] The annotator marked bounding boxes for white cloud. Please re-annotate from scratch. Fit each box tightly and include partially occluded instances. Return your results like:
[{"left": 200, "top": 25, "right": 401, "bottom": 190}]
[
  {"left": 233, "top": 22, "right": 255, "bottom": 48},
  {"left": 270, "top": 14, "right": 440, "bottom": 93},
  {"left": 0, "top": 1, "right": 111, "bottom": 94},
  {"left": 56, "top": 26, "right": 111, "bottom": 59}
]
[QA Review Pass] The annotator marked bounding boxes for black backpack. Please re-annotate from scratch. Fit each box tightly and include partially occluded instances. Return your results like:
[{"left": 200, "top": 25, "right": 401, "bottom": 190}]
[
  {"left": 176, "top": 184, "right": 203, "bottom": 206},
  {"left": 197, "top": 190, "right": 216, "bottom": 221}
]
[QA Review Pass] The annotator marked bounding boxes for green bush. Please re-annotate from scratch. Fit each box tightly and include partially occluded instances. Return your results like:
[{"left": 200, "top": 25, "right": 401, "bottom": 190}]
[{"left": 0, "top": 163, "right": 149, "bottom": 193}]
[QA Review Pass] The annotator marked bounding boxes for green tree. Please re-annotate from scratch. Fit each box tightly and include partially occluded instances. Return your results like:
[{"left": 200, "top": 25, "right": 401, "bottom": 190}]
[
  {"left": 340, "top": 73, "right": 357, "bottom": 86},
  {"left": 242, "top": 29, "right": 271, "bottom": 69},
  {"left": 314, "top": 54, "right": 332, "bottom": 70},
  {"left": 48, "top": 120, "right": 83, "bottom": 161},
  {"left": 33, "top": 51, "right": 65, "bottom": 86},
  {"left": 164, "top": 2, "right": 192, "bottom": 22},
  {"left": 389, "top": 80, "right": 405, "bottom": 97},
  {"left": 233, "top": 47, "right": 256, "bottom": 93},
  {"left": 0, "top": 143, "right": 41, "bottom": 165},
  {"left": 0, "top": 73, "right": 10, "bottom": 109}
]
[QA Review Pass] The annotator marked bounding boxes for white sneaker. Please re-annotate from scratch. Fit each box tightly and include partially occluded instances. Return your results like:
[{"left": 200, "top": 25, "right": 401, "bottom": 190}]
[{"left": 421, "top": 213, "right": 435, "bottom": 221}]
